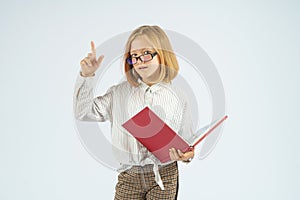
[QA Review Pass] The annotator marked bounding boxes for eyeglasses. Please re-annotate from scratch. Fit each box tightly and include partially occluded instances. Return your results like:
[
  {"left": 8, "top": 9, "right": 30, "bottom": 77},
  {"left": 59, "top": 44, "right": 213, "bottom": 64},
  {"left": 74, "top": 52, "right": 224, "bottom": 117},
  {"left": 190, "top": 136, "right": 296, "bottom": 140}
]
[{"left": 126, "top": 51, "right": 158, "bottom": 65}]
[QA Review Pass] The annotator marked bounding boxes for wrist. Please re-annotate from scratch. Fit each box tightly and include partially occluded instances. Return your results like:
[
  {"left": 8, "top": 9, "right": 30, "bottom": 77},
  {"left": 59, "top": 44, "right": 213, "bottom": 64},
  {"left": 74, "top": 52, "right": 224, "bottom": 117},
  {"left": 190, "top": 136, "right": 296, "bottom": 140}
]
[
  {"left": 80, "top": 71, "right": 95, "bottom": 77},
  {"left": 182, "top": 157, "right": 193, "bottom": 163}
]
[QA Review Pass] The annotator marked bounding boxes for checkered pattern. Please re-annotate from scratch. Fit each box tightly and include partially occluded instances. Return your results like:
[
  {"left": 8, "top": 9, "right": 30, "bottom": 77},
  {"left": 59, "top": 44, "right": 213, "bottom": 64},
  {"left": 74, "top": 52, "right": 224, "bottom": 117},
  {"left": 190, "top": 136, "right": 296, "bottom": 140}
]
[{"left": 114, "top": 162, "right": 179, "bottom": 200}]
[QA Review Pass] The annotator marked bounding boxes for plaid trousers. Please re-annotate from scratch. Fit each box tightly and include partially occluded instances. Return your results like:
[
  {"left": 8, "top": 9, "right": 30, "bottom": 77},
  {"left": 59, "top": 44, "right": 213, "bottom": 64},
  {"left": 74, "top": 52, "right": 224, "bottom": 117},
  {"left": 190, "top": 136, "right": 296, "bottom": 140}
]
[{"left": 114, "top": 162, "right": 179, "bottom": 200}]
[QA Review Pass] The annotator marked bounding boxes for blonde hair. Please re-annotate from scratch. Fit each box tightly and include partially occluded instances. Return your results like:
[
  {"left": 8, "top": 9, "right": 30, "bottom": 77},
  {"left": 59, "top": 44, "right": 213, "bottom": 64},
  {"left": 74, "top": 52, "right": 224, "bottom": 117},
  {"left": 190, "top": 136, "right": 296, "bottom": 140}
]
[{"left": 123, "top": 25, "right": 179, "bottom": 87}]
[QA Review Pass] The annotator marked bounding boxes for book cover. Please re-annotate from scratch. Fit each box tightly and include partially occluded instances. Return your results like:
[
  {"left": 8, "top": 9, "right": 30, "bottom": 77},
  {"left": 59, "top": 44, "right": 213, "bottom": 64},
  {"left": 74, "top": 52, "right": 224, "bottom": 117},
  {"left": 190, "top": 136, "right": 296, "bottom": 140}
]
[{"left": 122, "top": 106, "right": 227, "bottom": 163}]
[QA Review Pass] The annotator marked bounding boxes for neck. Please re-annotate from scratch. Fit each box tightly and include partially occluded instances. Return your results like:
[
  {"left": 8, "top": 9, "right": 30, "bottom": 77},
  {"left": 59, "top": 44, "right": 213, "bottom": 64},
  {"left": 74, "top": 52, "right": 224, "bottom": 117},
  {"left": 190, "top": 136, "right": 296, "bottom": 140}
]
[{"left": 142, "top": 78, "right": 157, "bottom": 87}]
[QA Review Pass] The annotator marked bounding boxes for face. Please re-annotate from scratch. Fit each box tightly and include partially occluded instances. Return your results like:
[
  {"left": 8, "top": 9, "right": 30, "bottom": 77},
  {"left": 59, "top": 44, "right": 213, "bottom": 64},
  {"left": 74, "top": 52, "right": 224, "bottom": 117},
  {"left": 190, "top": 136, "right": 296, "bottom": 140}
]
[{"left": 130, "top": 36, "right": 160, "bottom": 85}]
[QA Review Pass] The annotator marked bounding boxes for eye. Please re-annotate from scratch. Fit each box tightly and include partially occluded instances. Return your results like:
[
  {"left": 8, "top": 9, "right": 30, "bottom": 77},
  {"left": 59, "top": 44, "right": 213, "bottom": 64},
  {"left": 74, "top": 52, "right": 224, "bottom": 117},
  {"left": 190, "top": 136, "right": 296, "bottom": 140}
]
[{"left": 143, "top": 50, "right": 152, "bottom": 55}]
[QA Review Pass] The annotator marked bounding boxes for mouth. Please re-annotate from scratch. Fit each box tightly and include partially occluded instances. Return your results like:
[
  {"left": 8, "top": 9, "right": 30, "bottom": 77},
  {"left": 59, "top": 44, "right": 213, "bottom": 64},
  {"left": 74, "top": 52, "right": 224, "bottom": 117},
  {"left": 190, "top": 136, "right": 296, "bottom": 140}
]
[{"left": 138, "top": 66, "right": 148, "bottom": 70}]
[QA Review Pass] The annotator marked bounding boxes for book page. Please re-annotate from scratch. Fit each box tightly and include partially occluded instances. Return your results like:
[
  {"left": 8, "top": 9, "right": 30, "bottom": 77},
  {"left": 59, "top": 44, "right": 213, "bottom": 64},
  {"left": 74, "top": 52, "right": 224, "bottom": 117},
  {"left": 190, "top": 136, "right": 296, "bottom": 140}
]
[{"left": 186, "top": 117, "right": 225, "bottom": 145}]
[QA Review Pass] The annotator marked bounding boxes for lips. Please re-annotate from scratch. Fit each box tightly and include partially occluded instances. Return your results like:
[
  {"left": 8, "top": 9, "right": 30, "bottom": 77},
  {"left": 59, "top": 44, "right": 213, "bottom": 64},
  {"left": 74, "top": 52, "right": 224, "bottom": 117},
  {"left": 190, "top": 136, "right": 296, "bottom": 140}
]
[{"left": 138, "top": 66, "right": 148, "bottom": 70}]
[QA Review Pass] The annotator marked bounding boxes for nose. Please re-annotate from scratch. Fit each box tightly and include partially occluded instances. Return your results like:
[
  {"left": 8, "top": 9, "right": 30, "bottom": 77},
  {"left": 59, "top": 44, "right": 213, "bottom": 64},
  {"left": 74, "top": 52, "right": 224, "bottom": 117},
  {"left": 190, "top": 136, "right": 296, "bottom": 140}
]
[{"left": 135, "top": 57, "right": 144, "bottom": 65}]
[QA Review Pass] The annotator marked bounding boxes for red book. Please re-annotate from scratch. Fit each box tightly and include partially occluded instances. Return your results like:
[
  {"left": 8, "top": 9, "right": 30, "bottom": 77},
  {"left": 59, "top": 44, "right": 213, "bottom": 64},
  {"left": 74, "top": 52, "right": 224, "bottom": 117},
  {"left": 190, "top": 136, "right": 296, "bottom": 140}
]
[{"left": 122, "top": 106, "right": 228, "bottom": 163}]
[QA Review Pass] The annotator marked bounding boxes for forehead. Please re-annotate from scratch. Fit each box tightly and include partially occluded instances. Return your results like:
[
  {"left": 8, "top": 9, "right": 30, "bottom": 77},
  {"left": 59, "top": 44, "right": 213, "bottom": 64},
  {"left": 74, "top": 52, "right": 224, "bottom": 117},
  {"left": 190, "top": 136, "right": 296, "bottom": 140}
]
[{"left": 130, "top": 36, "right": 154, "bottom": 53}]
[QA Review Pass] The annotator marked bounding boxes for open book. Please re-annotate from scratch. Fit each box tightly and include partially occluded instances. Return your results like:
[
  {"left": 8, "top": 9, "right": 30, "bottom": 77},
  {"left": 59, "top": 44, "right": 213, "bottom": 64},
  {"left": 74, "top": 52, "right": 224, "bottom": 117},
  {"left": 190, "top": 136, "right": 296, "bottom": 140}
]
[{"left": 122, "top": 106, "right": 228, "bottom": 163}]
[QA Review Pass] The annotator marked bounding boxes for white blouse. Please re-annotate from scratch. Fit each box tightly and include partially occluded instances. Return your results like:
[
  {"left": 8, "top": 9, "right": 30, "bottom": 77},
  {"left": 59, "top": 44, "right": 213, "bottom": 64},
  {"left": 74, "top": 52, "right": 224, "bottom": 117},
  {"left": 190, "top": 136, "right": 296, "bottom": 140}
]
[{"left": 73, "top": 73, "right": 195, "bottom": 190}]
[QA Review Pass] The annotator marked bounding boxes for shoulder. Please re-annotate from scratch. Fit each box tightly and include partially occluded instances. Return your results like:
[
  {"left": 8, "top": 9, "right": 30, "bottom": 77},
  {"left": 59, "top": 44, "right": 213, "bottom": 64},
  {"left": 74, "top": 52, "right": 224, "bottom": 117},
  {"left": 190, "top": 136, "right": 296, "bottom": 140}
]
[
  {"left": 115, "top": 80, "right": 132, "bottom": 90},
  {"left": 108, "top": 80, "right": 133, "bottom": 93},
  {"left": 168, "top": 84, "right": 189, "bottom": 104}
]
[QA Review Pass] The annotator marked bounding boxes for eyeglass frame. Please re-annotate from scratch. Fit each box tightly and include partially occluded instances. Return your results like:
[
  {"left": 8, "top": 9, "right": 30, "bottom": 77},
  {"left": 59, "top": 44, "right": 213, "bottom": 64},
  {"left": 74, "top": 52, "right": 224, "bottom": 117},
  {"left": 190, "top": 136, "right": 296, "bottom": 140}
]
[{"left": 126, "top": 52, "right": 158, "bottom": 65}]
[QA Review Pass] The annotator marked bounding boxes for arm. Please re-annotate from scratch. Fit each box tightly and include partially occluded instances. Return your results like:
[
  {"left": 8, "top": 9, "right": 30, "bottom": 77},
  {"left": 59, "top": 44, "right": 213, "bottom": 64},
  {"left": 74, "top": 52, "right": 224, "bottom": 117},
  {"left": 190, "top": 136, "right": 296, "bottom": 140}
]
[
  {"left": 74, "top": 41, "right": 113, "bottom": 121},
  {"left": 178, "top": 97, "right": 195, "bottom": 142},
  {"left": 73, "top": 73, "right": 114, "bottom": 122},
  {"left": 170, "top": 96, "right": 196, "bottom": 162}
]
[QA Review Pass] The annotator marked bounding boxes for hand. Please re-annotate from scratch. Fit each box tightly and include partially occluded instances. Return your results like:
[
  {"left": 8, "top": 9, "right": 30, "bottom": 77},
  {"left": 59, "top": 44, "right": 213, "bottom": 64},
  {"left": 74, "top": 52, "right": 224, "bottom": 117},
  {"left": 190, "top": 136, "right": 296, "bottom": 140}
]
[
  {"left": 80, "top": 41, "right": 104, "bottom": 77},
  {"left": 169, "top": 147, "right": 194, "bottom": 162}
]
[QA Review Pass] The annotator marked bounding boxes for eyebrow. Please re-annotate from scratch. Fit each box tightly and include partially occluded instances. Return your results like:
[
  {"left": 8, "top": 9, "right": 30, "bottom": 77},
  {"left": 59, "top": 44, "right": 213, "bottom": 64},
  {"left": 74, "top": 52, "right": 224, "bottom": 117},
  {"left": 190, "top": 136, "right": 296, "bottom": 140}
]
[{"left": 130, "top": 48, "right": 153, "bottom": 55}]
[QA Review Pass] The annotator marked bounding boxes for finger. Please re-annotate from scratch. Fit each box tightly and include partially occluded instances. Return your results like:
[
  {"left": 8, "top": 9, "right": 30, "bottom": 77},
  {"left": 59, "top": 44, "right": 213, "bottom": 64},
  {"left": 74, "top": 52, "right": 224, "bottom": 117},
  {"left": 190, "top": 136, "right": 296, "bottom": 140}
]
[
  {"left": 80, "top": 59, "right": 88, "bottom": 67},
  {"left": 83, "top": 57, "right": 92, "bottom": 66},
  {"left": 177, "top": 149, "right": 186, "bottom": 161},
  {"left": 170, "top": 149, "right": 178, "bottom": 161},
  {"left": 87, "top": 53, "right": 97, "bottom": 65},
  {"left": 177, "top": 149, "right": 184, "bottom": 157},
  {"left": 87, "top": 53, "right": 95, "bottom": 58},
  {"left": 169, "top": 150, "right": 175, "bottom": 161},
  {"left": 171, "top": 148, "right": 180, "bottom": 160},
  {"left": 91, "top": 41, "right": 96, "bottom": 54},
  {"left": 169, "top": 149, "right": 175, "bottom": 160},
  {"left": 183, "top": 151, "right": 194, "bottom": 159},
  {"left": 97, "top": 55, "right": 104, "bottom": 66}
]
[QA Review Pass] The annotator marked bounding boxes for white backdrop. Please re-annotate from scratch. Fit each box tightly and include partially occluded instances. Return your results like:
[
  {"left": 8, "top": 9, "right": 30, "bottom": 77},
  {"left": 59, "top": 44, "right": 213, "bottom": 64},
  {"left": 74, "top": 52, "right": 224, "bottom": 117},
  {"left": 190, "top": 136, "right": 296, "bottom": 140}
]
[{"left": 0, "top": 0, "right": 299, "bottom": 199}]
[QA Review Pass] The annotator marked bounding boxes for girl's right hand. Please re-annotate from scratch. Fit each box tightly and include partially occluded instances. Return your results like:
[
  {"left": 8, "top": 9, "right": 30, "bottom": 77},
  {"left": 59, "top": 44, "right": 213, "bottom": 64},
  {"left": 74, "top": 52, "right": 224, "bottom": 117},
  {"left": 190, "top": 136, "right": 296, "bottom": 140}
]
[{"left": 80, "top": 41, "right": 104, "bottom": 77}]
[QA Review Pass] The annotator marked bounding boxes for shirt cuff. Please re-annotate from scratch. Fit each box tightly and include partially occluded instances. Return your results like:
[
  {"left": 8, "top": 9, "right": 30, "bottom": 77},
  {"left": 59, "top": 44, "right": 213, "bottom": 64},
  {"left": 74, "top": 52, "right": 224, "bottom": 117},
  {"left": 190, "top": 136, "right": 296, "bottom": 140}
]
[{"left": 76, "top": 72, "right": 96, "bottom": 88}]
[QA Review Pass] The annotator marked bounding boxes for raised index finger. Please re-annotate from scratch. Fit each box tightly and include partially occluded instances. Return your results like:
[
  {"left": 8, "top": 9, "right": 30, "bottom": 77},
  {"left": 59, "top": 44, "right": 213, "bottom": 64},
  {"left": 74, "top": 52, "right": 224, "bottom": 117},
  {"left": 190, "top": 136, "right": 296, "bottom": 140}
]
[{"left": 90, "top": 41, "right": 96, "bottom": 54}]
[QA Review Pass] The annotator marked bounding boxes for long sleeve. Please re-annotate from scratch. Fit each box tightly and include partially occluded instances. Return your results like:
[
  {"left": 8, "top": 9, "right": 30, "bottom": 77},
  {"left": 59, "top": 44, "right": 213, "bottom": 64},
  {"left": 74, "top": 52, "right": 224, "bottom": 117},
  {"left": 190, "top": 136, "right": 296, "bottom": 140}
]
[
  {"left": 73, "top": 74, "right": 114, "bottom": 122},
  {"left": 178, "top": 96, "right": 196, "bottom": 143},
  {"left": 177, "top": 97, "right": 198, "bottom": 163}
]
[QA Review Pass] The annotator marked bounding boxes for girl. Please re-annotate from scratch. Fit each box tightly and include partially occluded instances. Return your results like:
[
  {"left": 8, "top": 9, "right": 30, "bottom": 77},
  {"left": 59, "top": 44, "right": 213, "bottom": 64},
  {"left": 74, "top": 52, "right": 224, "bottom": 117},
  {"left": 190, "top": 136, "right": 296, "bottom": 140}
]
[{"left": 74, "top": 25, "right": 195, "bottom": 200}]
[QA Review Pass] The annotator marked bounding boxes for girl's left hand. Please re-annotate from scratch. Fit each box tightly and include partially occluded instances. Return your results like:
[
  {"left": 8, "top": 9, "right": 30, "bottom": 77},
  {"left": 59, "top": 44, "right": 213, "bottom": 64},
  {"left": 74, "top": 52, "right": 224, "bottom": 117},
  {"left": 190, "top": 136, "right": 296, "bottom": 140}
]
[{"left": 169, "top": 148, "right": 194, "bottom": 162}]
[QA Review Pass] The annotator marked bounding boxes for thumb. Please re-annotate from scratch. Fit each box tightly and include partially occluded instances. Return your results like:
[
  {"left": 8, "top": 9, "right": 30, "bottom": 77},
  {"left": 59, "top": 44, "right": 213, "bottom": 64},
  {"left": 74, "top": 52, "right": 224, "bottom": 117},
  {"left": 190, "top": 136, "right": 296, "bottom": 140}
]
[{"left": 97, "top": 55, "right": 104, "bottom": 66}]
